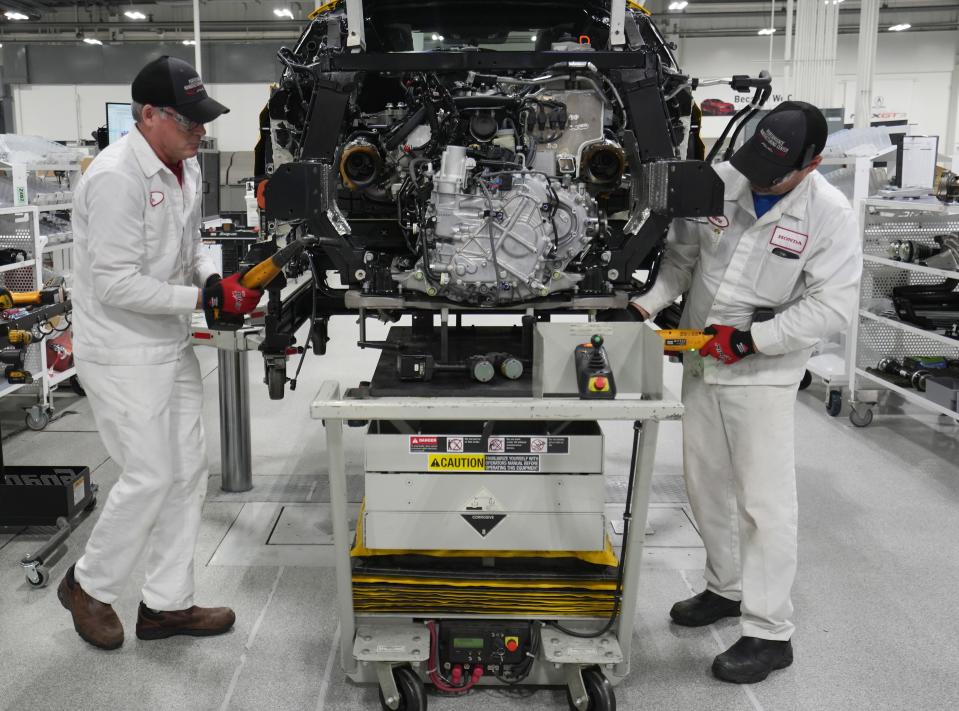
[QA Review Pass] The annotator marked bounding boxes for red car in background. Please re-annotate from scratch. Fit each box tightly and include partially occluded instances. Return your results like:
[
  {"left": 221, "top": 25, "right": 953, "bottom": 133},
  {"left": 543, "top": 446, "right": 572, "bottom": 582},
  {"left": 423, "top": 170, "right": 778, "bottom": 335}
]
[{"left": 700, "top": 98, "right": 736, "bottom": 116}]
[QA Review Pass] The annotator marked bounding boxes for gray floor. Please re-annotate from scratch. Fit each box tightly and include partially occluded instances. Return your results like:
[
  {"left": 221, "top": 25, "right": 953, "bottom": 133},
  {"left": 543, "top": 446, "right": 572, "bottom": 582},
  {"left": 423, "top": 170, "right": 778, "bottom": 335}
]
[{"left": 1, "top": 315, "right": 958, "bottom": 711}]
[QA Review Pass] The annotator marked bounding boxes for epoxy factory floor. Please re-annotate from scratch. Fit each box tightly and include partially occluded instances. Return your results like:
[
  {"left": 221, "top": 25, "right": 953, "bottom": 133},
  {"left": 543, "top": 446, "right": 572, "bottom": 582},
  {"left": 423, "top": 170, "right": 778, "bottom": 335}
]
[{"left": 1, "top": 315, "right": 958, "bottom": 711}]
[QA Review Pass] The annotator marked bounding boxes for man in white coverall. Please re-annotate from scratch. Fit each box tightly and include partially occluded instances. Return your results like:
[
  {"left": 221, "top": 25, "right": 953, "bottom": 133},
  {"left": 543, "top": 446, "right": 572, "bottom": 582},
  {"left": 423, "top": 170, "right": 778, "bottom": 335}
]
[
  {"left": 630, "top": 102, "right": 861, "bottom": 682},
  {"left": 58, "top": 56, "right": 262, "bottom": 650}
]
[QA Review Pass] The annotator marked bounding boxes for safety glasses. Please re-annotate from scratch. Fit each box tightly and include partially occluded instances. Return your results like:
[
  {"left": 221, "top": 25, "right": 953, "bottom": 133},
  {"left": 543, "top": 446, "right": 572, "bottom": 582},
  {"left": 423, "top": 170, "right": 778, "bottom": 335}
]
[{"left": 159, "top": 107, "right": 202, "bottom": 133}]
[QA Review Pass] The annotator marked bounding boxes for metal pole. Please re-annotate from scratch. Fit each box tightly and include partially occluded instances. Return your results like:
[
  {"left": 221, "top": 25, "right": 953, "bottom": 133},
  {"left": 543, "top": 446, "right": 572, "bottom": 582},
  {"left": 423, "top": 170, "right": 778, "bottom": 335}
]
[
  {"left": 614, "top": 419, "right": 659, "bottom": 677},
  {"left": 326, "top": 411, "right": 357, "bottom": 674},
  {"left": 768, "top": 0, "right": 775, "bottom": 75},
  {"left": 784, "top": 0, "right": 794, "bottom": 98},
  {"left": 192, "top": 0, "right": 201, "bottom": 75},
  {"left": 854, "top": 0, "right": 879, "bottom": 129},
  {"left": 218, "top": 350, "right": 252, "bottom": 492}
]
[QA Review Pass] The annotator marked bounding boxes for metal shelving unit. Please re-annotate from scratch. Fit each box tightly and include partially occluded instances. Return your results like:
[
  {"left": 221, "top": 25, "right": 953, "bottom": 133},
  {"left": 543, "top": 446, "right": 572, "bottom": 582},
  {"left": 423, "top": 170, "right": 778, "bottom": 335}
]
[
  {"left": 848, "top": 197, "right": 959, "bottom": 427},
  {"left": 805, "top": 146, "right": 897, "bottom": 417},
  {"left": 0, "top": 148, "right": 80, "bottom": 429}
]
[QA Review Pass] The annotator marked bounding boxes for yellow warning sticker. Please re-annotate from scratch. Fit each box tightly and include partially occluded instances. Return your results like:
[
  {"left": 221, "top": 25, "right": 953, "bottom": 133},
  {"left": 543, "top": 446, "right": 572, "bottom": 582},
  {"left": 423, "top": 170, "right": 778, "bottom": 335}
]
[
  {"left": 428, "top": 454, "right": 487, "bottom": 471},
  {"left": 426, "top": 454, "right": 541, "bottom": 472}
]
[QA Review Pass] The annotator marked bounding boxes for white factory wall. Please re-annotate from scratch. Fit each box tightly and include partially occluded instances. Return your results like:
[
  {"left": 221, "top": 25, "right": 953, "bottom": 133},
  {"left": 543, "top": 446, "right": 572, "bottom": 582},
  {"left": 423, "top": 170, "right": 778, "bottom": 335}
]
[
  {"left": 11, "top": 82, "right": 271, "bottom": 152},
  {"left": 10, "top": 31, "right": 959, "bottom": 151},
  {"left": 676, "top": 31, "right": 959, "bottom": 141}
]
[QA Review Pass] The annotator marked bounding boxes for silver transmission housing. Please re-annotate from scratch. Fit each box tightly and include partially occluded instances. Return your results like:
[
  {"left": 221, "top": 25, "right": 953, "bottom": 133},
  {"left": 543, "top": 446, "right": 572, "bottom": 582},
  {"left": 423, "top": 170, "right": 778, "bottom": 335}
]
[{"left": 393, "top": 146, "right": 598, "bottom": 304}]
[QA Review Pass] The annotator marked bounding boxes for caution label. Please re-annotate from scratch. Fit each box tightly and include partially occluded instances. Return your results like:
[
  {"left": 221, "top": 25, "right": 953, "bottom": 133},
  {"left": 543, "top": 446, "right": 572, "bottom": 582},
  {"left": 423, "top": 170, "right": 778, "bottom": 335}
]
[
  {"left": 427, "top": 454, "right": 487, "bottom": 471},
  {"left": 411, "top": 435, "right": 568, "bottom": 454},
  {"left": 485, "top": 455, "right": 540, "bottom": 472},
  {"left": 426, "top": 454, "right": 540, "bottom": 472}
]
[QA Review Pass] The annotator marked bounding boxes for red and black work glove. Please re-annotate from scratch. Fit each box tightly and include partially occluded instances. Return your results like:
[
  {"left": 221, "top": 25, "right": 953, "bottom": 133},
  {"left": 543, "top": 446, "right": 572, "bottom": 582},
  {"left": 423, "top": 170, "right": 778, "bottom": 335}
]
[
  {"left": 202, "top": 273, "right": 261, "bottom": 330},
  {"left": 699, "top": 324, "right": 756, "bottom": 365}
]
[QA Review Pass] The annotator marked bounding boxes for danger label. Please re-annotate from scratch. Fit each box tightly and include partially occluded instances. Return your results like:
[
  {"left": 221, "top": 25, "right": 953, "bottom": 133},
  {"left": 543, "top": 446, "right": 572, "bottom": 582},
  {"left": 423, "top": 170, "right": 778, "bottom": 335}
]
[
  {"left": 426, "top": 454, "right": 541, "bottom": 472},
  {"left": 411, "top": 435, "right": 567, "bottom": 454}
]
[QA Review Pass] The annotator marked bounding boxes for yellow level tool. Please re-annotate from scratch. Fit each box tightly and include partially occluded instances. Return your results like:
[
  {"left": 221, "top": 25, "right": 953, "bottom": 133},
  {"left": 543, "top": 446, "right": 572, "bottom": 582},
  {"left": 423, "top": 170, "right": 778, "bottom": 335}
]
[{"left": 658, "top": 329, "right": 713, "bottom": 353}]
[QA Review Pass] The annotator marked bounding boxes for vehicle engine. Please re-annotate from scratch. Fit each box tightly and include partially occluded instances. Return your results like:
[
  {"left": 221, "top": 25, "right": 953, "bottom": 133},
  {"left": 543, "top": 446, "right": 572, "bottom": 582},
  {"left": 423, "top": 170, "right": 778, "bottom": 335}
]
[{"left": 251, "top": 0, "right": 771, "bottom": 396}]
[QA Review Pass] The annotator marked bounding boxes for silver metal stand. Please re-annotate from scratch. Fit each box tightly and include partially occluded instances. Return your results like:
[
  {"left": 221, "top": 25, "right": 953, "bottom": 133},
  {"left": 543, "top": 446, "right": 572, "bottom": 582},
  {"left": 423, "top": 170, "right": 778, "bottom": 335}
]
[
  {"left": 190, "top": 316, "right": 263, "bottom": 494},
  {"left": 217, "top": 350, "right": 252, "bottom": 493}
]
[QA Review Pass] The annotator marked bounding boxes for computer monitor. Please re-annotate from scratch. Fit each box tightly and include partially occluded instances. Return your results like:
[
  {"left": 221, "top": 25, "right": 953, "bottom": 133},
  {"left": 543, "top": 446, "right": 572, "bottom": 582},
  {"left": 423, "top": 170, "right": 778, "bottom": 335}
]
[{"left": 106, "top": 102, "right": 135, "bottom": 145}]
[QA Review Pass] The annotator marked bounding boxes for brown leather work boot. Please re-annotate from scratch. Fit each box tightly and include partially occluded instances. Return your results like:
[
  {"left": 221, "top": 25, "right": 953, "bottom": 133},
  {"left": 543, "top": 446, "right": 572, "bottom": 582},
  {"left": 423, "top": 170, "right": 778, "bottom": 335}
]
[
  {"left": 57, "top": 564, "right": 124, "bottom": 650},
  {"left": 136, "top": 602, "right": 236, "bottom": 640}
]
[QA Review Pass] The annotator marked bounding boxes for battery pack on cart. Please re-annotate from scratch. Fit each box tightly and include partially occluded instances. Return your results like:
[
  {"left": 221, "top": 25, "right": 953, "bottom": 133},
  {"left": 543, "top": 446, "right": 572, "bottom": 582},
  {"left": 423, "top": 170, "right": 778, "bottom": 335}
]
[{"left": 0, "top": 466, "right": 93, "bottom": 526}]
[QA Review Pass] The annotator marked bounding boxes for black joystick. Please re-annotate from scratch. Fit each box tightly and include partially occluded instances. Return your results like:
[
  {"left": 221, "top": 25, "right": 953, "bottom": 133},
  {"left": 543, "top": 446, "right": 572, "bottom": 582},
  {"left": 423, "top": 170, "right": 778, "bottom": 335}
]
[{"left": 574, "top": 333, "right": 616, "bottom": 399}]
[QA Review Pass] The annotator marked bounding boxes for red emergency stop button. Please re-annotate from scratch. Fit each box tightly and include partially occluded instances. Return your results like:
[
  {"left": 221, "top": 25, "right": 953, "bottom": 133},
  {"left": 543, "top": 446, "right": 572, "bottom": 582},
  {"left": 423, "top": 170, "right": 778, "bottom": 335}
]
[
  {"left": 593, "top": 376, "right": 607, "bottom": 391},
  {"left": 505, "top": 636, "right": 519, "bottom": 652}
]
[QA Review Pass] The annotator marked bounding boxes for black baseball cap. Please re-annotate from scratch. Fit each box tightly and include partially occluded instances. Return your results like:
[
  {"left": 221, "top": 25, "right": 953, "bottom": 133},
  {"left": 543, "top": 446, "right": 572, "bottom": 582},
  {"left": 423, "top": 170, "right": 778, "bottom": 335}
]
[
  {"left": 730, "top": 101, "right": 828, "bottom": 188},
  {"left": 131, "top": 55, "right": 229, "bottom": 124}
]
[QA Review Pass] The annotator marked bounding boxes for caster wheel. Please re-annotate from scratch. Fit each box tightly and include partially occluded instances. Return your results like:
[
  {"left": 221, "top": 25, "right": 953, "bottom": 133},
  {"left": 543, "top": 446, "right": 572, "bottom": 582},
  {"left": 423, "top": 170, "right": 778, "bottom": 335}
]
[
  {"left": 378, "top": 666, "right": 426, "bottom": 711},
  {"left": 567, "top": 668, "right": 616, "bottom": 711},
  {"left": 826, "top": 390, "right": 842, "bottom": 417},
  {"left": 267, "top": 366, "right": 286, "bottom": 401},
  {"left": 25, "top": 564, "right": 49, "bottom": 588},
  {"left": 25, "top": 408, "right": 50, "bottom": 431},
  {"left": 799, "top": 370, "right": 812, "bottom": 391},
  {"left": 84, "top": 496, "right": 98, "bottom": 512},
  {"left": 850, "top": 407, "right": 873, "bottom": 428},
  {"left": 70, "top": 375, "right": 86, "bottom": 397}
]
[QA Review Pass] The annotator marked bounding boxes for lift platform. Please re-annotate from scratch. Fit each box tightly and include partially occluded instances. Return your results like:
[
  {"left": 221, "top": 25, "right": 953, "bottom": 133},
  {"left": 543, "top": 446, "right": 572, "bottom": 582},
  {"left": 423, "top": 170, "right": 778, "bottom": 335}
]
[{"left": 310, "top": 321, "right": 682, "bottom": 710}]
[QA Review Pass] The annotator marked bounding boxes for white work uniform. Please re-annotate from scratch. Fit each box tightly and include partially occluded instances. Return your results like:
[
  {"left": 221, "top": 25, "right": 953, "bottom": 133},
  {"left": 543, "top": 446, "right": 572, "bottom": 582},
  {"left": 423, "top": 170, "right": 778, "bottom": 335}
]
[
  {"left": 635, "top": 162, "right": 861, "bottom": 640},
  {"left": 71, "top": 127, "right": 217, "bottom": 611}
]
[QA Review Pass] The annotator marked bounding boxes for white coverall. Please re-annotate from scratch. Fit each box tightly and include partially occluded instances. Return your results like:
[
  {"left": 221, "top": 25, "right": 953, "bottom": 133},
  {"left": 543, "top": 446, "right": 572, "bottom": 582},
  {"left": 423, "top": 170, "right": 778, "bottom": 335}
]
[
  {"left": 71, "top": 127, "right": 218, "bottom": 611},
  {"left": 634, "top": 162, "right": 861, "bottom": 640}
]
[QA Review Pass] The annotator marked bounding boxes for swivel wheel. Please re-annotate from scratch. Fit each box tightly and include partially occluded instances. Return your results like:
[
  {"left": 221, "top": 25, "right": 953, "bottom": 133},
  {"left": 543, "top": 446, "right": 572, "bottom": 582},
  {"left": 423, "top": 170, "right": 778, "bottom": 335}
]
[
  {"left": 849, "top": 407, "right": 874, "bottom": 428},
  {"left": 826, "top": 390, "right": 842, "bottom": 417},
  {"left": 799, "top": 370, "right": 812, "bottom": 391},
  {"left": 25, "top": 407, "right": 49, "bottom": 431},
  {"left": 566, "top": 668, "right": 616, "bottom": 711},
  {"left": 378, "top": 666, "right": 426, "bottom": 711},
  {"left": 267, "top": 366, "right": 287, "bottom": 401},
  {"left": 24, "top": 563, "right": 49, "bottom": 588}
]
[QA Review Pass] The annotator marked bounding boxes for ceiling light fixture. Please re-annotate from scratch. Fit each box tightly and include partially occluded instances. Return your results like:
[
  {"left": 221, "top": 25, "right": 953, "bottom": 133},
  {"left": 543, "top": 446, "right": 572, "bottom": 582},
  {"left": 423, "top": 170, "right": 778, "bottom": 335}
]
[
  {"left": 4, "top": 11, "right": 29, "bottom": 20},
  {"left": 124, "top": 10, "right": 147, "bottom": 20},
  {"left": 668, "top": 1, "right": 688, "bottom": 10},
  {"left": 83, "top": 37, "right": 103, "bottom": 45},
  {"left": 273, "top": 8, "right": 294, "bottom": 19},
  {"left": 182, "top": 39, "right": 196, "bottom": 45},
  {"left": 758, "top": 27, "right": 777, "bottom": 35},
  {"left": 531, "top": 34, "right": 537, "bottom": 42},
  {"left": 888, "top": 23, "right": 911, "bottom": 31}
]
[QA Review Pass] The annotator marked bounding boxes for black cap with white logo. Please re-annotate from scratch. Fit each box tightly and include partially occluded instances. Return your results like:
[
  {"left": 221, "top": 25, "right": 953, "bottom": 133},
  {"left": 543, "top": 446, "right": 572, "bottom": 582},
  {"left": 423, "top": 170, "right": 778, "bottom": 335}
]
[
  {"left": 131, "top": 55, "right": 229, "bottom": 124},
  {"left": 730, "top": 101, "right": 827, "bottom": 188}
]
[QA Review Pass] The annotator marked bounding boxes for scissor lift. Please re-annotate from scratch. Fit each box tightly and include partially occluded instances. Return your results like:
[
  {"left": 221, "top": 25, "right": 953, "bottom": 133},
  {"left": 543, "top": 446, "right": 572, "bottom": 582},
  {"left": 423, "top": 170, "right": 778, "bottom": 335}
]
[{"left": 311, "top": 322, "right": 682, "bottom": 710}]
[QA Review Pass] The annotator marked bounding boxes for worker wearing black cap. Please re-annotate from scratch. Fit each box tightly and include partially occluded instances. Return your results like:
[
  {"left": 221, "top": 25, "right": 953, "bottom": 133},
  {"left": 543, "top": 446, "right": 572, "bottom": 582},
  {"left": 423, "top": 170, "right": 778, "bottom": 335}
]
[
  {"left": 629, "top": 101, "right": 862, "bottom": 682},
  {"left": 59, "top": 56, "right": 261, "bottom": 650}
]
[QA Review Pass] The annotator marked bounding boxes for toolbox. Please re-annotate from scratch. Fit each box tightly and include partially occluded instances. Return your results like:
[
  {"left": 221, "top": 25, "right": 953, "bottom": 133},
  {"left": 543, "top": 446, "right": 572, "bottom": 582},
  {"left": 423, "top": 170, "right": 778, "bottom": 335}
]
[{"left": 0, "top": 465, "right": 93, "bottom": 526}]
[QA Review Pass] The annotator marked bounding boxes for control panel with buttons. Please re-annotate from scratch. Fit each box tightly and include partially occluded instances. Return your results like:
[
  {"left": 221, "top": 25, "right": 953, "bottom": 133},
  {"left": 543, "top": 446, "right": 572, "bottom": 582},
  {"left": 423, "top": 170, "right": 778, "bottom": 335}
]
[
  {"left": 438, "top": 621, "right": 530, "bottom": 671},
  {"left": 574, "top": 334, "right": 617, "bottom": 399}
]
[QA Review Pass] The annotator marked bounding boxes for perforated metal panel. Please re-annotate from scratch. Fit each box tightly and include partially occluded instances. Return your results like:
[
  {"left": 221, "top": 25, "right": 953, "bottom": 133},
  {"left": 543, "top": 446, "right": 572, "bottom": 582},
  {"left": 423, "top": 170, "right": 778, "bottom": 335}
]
[
  {"left": 856, "top": 316, "right": 959, "bottom": 369},
  {"left": 0, "top": 210, "right": 35, "bottom": 254},
  {"left": 862, "top": 208, "right": 959, "bottom": 262},
  {"left": 856, "top": 205, "right": 959, "bottom": 374}
]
